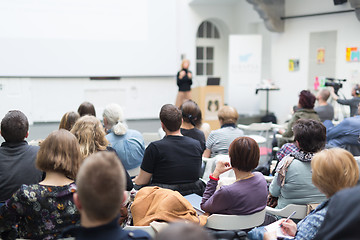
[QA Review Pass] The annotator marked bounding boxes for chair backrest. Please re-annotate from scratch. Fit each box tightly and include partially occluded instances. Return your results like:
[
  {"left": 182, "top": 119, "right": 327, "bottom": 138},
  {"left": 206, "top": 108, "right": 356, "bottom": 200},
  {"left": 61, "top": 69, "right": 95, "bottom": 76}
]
[
  {"left": 265, "top": 204, "right": 308, "bottom": 220},
  {"left": 123, "top": 225, "right": 156, "bottom": 238},
  {"left": 205, "top": 208, "right": 266, "bottom": 231}
]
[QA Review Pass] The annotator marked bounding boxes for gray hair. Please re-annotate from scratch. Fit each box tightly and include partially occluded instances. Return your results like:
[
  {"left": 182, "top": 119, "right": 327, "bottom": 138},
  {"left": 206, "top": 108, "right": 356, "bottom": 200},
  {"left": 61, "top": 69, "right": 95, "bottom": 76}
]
[{"left": 103, "top": 103, "right": 128, "bottom": 135}]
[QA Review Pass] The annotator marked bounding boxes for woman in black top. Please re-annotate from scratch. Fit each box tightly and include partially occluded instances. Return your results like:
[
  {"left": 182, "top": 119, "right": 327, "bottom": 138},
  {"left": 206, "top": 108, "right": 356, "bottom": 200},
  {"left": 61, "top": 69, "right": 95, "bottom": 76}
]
[{"left": 175, "top": 59, "right": 192, "bottom": 107}]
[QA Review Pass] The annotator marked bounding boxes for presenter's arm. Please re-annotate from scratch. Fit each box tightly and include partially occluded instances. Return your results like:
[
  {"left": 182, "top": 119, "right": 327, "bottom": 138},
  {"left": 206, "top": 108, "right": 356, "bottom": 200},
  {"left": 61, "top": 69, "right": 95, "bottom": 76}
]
[{"left": 134, "top": 170, "right": 152, "bottom": 186}]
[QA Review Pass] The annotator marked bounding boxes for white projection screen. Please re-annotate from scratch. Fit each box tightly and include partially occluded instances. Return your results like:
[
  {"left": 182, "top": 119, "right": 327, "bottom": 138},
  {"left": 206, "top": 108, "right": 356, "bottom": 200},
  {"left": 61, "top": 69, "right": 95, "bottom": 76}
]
[{"left": 0, "top": 0, "right": 177, "bottom": 77}]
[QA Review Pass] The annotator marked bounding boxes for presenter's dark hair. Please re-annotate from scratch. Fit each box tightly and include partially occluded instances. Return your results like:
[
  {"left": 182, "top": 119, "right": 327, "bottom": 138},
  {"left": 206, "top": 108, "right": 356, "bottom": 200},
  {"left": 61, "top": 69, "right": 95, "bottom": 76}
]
[
  {"left": 160, "top": 104, "right": 182, "bottom": 131},
  {"left": 78, "top": 101, "right": 96, "bottom": 117},
  {"left": 180, "top": 100, "right": 202, "bottom": 128},
  {"left": 298, "top": 90, "right": 316, "bottom": 109},
  {"left": 1, "top": 110, "right": 29, "bottom": 142},
  {"left": 229, "top": 137, "right": 259, "bottom": 172},
  {"left": 293, "top": 119, "right": 326, "bottom": 153}
]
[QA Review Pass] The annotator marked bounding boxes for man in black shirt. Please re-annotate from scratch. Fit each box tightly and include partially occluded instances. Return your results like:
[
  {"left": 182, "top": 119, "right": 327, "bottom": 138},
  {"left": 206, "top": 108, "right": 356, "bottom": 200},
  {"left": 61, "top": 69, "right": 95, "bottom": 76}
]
[
  {"left": 0, "top": 110, "right": 43, "bottom": 202},
  {"left": 135, "top": 104, "right": 205, "bottom": 196}
]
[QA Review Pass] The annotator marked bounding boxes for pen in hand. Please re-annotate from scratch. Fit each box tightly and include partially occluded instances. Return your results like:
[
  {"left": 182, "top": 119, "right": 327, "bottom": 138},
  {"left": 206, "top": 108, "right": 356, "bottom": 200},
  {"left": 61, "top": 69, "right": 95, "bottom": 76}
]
[{"left": 279, "top": 211, "right": 296, "bottom": 228}]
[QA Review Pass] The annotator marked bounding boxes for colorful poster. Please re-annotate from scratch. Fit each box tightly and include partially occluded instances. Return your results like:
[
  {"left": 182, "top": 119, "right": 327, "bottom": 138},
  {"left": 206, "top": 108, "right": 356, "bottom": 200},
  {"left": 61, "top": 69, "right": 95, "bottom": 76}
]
[
  {"left": 346, "top": 47, "right": 360, "bottom": 62},
  {"left": 317, "top": 48, "right": 325, "bottom": 64},
  {"left": 289, "top": 59, "right": 300, "bottom": 72}
]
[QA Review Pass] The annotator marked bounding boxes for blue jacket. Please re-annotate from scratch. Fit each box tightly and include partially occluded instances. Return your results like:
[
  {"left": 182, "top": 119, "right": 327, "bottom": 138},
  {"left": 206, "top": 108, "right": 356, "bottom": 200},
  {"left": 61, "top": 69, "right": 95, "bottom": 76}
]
[{"left": 326, "top": 116, "right": 360, "bottom": 147}]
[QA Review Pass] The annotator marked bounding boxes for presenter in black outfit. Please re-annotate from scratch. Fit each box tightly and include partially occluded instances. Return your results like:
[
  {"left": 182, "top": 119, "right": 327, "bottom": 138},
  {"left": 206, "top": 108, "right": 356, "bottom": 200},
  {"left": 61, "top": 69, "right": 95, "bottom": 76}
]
[{"left": 175, "top": 59, "right": 192, "bottom": 108}]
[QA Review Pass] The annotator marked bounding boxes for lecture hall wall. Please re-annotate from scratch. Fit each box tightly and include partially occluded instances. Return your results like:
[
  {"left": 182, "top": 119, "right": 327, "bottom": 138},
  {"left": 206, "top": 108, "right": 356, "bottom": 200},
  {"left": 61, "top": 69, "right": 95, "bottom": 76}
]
[{"left": 0, "top": 0, "right": 359, "bottom": 124}]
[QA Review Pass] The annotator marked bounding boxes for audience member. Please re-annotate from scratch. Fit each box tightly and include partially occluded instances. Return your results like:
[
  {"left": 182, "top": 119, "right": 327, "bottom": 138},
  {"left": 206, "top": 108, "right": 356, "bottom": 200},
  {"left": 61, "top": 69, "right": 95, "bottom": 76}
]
[
  {"left": 0, "top": 110, "right": 43, "bottom": 203},
  {"left": 71, "top": 115, "right": 133, "bottom": 191},
  {"left": 135, "top": 104, "right": 205, "bottom": 196},
  {"left": 59, "top": 111, "right": 80, "bottom": 131},
  {"left": 201, "top": 137, "right": 267, "bottom": 214},
  {"left": 324, "top": 103, "right": 360, "bottom": 151},
  {"left": 77, "top": 101, "right": 96, "bottom": 117},
  {"left": 268, "top": 119, "right": 327, "bottom": 209},
  {"left": 313, "top": 185, "right": 360, "bottom": 239},
  {"left": 0, "top": 129, "right": 81, "bottom": 239},
  {"left": 180, "top": 100, "right": 206, "bottom": 151},
  {"left": 155, "top": 222, "right": 214, "bottom": 240},
  {"left": 203, "top": 106, "right": 244, "bottom": 158},
  {"left": 103, "top": 103, "right": 145, "bottom": 172},
  {"left": 278, "top": 90, "right": 320, "bottom": 147},
  {"left": 62, "top": 151, "right": 151, "bottom": 240},
  {"left": 275, "top": 143, "right": 299, "bottom": 162},
  {"left": 314, "top": 88, "right": 334, "bottom": 122},
  {"left": 330, "top": 84, "right": 360, "bottom": 117},
  {"left": 249, "top": 148, "right": 359, "bottom": 240}
]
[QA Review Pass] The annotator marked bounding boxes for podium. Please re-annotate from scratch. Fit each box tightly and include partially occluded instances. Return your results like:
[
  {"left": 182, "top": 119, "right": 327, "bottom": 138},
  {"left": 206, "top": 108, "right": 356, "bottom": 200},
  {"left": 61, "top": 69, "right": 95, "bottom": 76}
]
[{"left": 192, "top": 86, "right": 224, "bottom": 130}]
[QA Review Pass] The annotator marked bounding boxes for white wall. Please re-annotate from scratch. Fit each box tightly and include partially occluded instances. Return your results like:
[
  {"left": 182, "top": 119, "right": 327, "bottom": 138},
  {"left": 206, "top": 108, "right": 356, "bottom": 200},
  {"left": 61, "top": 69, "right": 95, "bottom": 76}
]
[{"left": 269, "top": 1, "right": 360, "bottom": 123}]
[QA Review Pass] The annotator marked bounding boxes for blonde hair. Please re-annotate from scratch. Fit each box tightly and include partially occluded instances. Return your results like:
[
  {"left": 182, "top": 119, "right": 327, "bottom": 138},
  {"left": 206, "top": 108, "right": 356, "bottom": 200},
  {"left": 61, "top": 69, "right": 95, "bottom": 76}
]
[
  {"left": 76, "top": 151, "right": 126, "bottom": 222},
  {"left": 70, "top": 115, "right": 109, "bottom": 159},
  {"left": 312, "top": 148, "right": 359, "bottom": 197},
  {"left": 36, "top": 129, "right": 81, "bottom": 179},
  {"left": 218, "top": 106, "right": 238, "bottom": 124},
  {"left": 103, "top": 103, "right": 128, "bottom": 135},
  {"left": 181, "top": 59, "right": 190, "bottom": 69}
]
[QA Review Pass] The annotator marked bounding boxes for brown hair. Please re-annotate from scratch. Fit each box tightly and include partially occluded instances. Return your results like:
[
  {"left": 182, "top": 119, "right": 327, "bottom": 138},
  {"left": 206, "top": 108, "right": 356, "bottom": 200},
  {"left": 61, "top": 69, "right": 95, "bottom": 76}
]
[
  {"left": 180, "top": 100, "right": 202, "bottom": 128},
  {"left": 312, "top": 148, "right": 359, "bottom": 197},
  {"left": 298, "top": 90, "right": 316, "bottom": 109},
  {"left": 1, "top": 110, "right": 29, "bottom": 142},
  {"left": 76, "top": 151, "right": 126, "bottom": 222},
  {"left": 77, "top": 101, "right": 96, "bottom": 117},
  {"left": 159, "top": 104, "right": 182, "bottom": 131},
  {"left": 293, "top": 119, "right": 326, "bottom": 153},
  {"left": 229, "top": 137, "right": 260, "bottom": 172},
  {"left": 36, "top": 129, "right": 81, "bottom": 179},
  {"left": 218, "top": 106, "right": 238, "bottom": 125},
  {"left": 59, "top": 111, "right": 80, "bottom": 131},
  {"left": 70, "top": 115, "right": 109, "bottom": 159}
]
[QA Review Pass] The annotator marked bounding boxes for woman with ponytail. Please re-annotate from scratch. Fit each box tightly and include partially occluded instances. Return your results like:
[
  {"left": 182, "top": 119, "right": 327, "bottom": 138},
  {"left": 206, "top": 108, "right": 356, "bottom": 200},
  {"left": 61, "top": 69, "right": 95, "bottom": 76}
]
[
  {"left": 103, "top": 103, "right": 145, "bottom": 173},
  {"left": 180, "top": 100, "right": 206, "bottom": 152}
]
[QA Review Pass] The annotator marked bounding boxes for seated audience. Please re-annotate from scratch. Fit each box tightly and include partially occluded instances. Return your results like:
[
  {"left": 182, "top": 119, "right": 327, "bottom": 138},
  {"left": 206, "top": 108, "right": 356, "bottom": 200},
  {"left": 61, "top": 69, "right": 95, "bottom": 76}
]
[
  {"left": 201, "top": 137, "right": 267, "bottom": 214},
  {"left": 155, "top": 222, "right": 214, "bottom": 240},
  {"left": 324, "top": 103, "right": 360, "bottom": 151},
  {"left": 0, "top": 129, "right": 81, "bottom": 239},
  {"left": 180, "top": 100, "right": 206, "bottom": 151},
  {"left": 0, "top": 110, "right": 43, "bottom": 203},
  {"left": 203, "top": 106, "right": 244, "bottom": 158},
  {"left": 135, "top": 104, "right": 205, "bottom": 196},
  {"left": 103, "top": 103, "right": 145, "bottom": 171},
  {"left": 278, "top": 90, "right": 320, "bottom": 147},
  {"left": 62, "top": 151, "right": 151, "bottom": 240},
  {"left": 314, "top": 88, "right": 334, "bottom": 122},
  {"left": 71, "top": 115, "right": 133, "bottom": 191},
  {"left": 249, "top": 148, "right": 359, "bottom": 240},
  {"left": 313, "top": 185, "right": 360, "bottom": 239},
  {"left": 268, "top": 119, "right": 327, "bottom": 209},
  {"left": 77, "top": 101, "right": 96, "bottom": 117},
  {"left": 59, "top": 111, "right": 80, "bottom": 131}
]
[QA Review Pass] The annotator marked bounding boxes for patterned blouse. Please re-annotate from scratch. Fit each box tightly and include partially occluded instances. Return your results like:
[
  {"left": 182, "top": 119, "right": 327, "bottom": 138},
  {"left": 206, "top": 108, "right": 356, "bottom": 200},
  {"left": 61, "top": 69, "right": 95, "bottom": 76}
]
[{"left": 0, "top": 183, "right": 80, "bottom": 240}]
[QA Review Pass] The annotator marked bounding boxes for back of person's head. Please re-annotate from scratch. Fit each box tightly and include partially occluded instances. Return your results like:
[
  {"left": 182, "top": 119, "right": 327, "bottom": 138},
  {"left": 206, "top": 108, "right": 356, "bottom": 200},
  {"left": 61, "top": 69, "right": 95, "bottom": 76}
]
[
  {"left": 298, "top": 90, "right": 316, "bottom": 109},
  {"left": 218, "top": 106, "right": 238, "bottom": 125},
  {"left": 180, "top": 100, "right": 202, "bottom": 128},
  {"left": 76, "top": 151, "right": 126, "bottom": 222},
  {"left": 155, "top": 222, "right": 214, "bottom": 240},
  {"left": 229, "top": 137, "right": 259, "bottom": 172},
  {"left": 293, "top": 119, "right": 326, "bottom": 153},
  {"left": 102, "top": 103, "right": 128, "bottom": 135},
  {"left": 0, "top": 110, "right": 29, "bottom": 143},
  {"left": 159, "top": 104, "right": 182, "bottom": 132},
  {"left": 59, "top": 111, "right": 80, "bottom": 131},
  {"left": 36, "top": 129, "right": 81, "bottom": 179},
  {"left": 319, "top": 89, "right": 330, "bottom": 101},
  {"left": 312, "top": 148, "right": 359, "bottom": 198},
  {"left": 70, "top": 115, "right": 108, "bottom": 159},
  {"left": 77, "top": 101, "right": 96, "bottom": 117}
]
